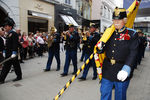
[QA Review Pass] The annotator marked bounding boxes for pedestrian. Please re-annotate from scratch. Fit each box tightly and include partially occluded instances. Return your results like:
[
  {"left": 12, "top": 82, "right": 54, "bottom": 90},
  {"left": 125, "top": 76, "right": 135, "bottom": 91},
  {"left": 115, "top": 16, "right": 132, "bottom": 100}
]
[
  {"left": 61, "top": 24, "right": 80, "bottom": 76},
  {"left": 16, "top": 28, "right": 24, "bottom": 63},
  {"left": 0, "top": 17, "right": 22, "bottom": 84},
  {"left": 27, "top": 32, "right": 34, "bottom": 58},
  {"left": 98, "top": 7, "right": 139, "bottom": 100},
  {"left": 44, "top": 27, "right": 60, "bottom": 71},
  {"left": 78, "top": 24, "right": 101, "bottom": 80},
  {"left": 37, "top": 33, "right": 44, "bottom": 57}
]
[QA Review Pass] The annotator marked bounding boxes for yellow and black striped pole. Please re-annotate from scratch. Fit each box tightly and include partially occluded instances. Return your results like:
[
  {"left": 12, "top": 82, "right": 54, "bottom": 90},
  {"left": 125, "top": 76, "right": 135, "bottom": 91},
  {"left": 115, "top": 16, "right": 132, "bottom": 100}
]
[
  {"left": 53, "top": 53, "right": 94, "bottom": 100},
  {"left": 94, "top": 53, "right": 102, "bottom": 81}
]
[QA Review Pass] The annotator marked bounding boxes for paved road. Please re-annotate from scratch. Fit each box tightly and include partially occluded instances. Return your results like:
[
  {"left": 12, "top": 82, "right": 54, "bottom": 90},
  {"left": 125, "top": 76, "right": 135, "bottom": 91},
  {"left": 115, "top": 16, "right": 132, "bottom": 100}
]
[{"left": 0, "top": 49, "right": 150, "bottom": 100}]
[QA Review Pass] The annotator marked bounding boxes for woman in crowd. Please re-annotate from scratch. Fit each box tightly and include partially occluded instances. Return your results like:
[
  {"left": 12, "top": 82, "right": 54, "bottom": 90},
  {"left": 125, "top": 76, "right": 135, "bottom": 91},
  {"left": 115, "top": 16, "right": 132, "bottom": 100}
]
[
  {"left": 21, "top": 32, "right": 29, "bottom": 60},
  {"left": 0, "top": 27, "right": 5, "bottom": 70}
]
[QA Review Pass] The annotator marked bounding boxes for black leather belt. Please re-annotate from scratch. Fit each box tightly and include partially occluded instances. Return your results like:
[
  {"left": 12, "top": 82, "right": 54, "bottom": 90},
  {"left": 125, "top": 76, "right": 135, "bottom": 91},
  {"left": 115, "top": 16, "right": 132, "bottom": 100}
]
[{"left": 105, "top": 57, "right": 125, "bottom": 65}]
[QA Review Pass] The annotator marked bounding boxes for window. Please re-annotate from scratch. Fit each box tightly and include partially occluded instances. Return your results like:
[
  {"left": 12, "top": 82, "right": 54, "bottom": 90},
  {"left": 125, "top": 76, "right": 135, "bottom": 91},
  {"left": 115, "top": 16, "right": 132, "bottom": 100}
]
[
  {"left": 65, "top": 0, "right": 71, "bottom": 4},
  {"left": 108, "top": 9, "right": 110, "bottom": 19},
  {"left": 104, "top": 6, "right": 106, "bottom": 18}
]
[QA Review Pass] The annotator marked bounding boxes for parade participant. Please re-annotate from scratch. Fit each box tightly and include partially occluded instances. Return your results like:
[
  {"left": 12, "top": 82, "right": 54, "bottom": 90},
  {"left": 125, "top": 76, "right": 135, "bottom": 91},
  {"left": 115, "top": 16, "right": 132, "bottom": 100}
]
[
  {"left": 61, "top": 24, "right": 80, "bottom": 76},
  {"left": 142, "top": 33, "right": 147, "bottom": 58},
  {"left": 137, "top": 30, "right": 144, "bottom": 65},
  {"left": 78, "top": 24, "right": 101, "bottom": 80},
  {"left": 99, "top": 7, "right": 139, "bottom": 100},
  {"left": 0, "top": 17, "right": 22, "bottom": 84},
  {"left": 44, "top": 27, "right": 60, "bottom": 71}
]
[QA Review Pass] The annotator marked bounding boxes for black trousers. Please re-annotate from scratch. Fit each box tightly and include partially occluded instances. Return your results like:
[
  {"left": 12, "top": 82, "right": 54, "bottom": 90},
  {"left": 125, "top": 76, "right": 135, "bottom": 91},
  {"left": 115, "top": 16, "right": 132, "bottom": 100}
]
[
  {"left": 38, "top": 44, "right": 44, "bottom": 56},
  {"left": 23, "top": 47, "right": 28, "bottom": 59},
  {"left": 0, "top": 56, "right": 22, "bottom": 82}
]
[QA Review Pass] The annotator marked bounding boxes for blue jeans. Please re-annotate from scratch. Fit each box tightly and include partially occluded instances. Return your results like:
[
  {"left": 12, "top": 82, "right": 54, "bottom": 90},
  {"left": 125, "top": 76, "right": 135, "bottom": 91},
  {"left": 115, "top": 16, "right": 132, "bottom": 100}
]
[
  {"left": 82, "top": 53, "right": 97, "bottom": 78},
  {"left": 100, "top": 78, "right": 130, "bottom": 100},
  {"left": 63, "top": 50, "right": 77, "bottom": 74},
  {"left": 46, "top": 48, "right": 60, "bottom": 70}
]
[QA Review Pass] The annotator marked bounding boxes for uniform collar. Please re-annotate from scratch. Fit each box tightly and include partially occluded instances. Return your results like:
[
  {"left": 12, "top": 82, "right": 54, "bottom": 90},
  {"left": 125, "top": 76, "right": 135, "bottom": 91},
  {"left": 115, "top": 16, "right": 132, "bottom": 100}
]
[{"left": 8, "top": 30, "right": 13, "bottom": 34}]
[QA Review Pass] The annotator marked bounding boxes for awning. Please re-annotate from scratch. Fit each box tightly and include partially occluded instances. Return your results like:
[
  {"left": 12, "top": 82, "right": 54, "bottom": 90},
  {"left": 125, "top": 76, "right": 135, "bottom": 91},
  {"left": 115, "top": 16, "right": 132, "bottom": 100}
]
[{"left": 60, "top": 14, "right": 79, "bottom": 26}]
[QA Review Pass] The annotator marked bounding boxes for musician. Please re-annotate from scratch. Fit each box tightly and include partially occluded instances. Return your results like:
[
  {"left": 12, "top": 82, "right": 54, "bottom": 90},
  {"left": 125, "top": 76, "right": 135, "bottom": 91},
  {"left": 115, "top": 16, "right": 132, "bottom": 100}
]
[
  {"left": 78, "top": 24, "right": 101, "bottom": 80},
  {"left": 0, "top": 17, "right": 22, "bottom": 84},
  {"left": 61, "top": 24, "right": 80, "bottom": 76},
  {"left": 44, "top": 27, "right": 60, "bottom": 71}
]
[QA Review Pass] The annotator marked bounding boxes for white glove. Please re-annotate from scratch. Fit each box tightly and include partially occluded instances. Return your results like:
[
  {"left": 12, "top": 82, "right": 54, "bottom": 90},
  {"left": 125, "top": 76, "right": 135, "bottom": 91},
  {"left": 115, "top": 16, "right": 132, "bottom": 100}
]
[
  {"left": 11, "top": 54, "right": 16, "bottom": 58},
  {"left": 117, "top": 70, "right": 128, "bottom": 82},
  {"left": 3, "top": 53, "right": 5, "bottom": 58}
]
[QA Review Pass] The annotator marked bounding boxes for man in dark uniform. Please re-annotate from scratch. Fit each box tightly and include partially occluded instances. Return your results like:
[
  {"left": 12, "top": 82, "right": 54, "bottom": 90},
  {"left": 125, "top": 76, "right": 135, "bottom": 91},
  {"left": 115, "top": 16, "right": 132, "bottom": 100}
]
[
  {"left": 44, "top": 26, "right": 60, "bottom": 71},
  {"left": 61, "top": 24, "right": 80, "bottom": 76},
  {"left": 137, "top": 30, "right": 144, "bottom": 65},
  {"left": 142, "top": 34, "right": 147, "bottom": 58},
  {"left": 78, "top": 24, "right": 100, "bottom": 80},
  {"left": 0, "top": 17, "right": 22, "bottom": 84},
  {"left": 98, "top": 8, "right": 139, "bottom": 100}
]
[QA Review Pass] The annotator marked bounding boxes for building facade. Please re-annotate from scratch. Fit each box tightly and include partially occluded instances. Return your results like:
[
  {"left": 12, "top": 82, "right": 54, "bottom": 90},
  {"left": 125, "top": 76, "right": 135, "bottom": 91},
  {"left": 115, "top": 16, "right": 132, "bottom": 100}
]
[
  {"left": 0, "top": 0, "right": 20, "bottom": 27},
  {"left": 0, "top": 0, "right": 55, "bottom": 33},
  {"left": 20, "top": 0, "right": 54, "bottom": 33},
  {"left": 91, "top": 0, "right": 116, "bottom": 32}
]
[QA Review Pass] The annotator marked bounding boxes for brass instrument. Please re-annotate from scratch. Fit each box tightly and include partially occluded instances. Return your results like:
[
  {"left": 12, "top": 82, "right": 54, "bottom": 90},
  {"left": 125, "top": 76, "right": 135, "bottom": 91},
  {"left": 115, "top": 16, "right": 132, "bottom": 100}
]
[
  {"left": 62, "top": 31, "right": 70, "bottom": 40},
  {"left": 82, "top": 31, "right": 90, "bottom": 41},
  {"left": 47, "top": 27, "right": 57, "bottom": 48}
]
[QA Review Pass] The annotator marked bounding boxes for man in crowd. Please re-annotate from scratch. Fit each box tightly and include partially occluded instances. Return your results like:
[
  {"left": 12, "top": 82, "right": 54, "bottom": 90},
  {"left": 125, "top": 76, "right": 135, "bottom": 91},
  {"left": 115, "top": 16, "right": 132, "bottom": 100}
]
[{"left": 37, "top": 33, "right": 44, "bottom": 57}]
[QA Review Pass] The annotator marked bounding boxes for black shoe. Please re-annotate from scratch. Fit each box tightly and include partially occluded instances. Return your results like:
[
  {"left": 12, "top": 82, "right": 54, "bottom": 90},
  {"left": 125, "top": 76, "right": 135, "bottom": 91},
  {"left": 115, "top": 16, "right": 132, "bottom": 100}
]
[
  {"left": 43, "top": 69, "right": 50, "bottom": 72},
  {"left": 56, "top": 68, "right": 60, "bottom": 71},
  {"left": 0, "top": 81, "right": 5, "bottom": 84},
  {"left": 80, "top": 59, "right": 83, "bottom": 62},
  {"left": 61, "top": 73, "right": 68, "bottom": 77},
  {"left": 20, "top": 60, "right": 24, "bottom": 63},
  {"left": 92, "top": 77, "right": 97, "bottom": 80},
  {"left": 13, "top": 78, "right": 22, "bottom": 82},
  {"left": 78, "top": 77, "right": 86, "bottom": 80}
]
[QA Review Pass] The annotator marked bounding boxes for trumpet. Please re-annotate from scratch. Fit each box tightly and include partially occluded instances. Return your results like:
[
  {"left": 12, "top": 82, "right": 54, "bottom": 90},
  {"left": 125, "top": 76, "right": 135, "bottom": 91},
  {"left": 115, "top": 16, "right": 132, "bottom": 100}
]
[
  {"left": 82, "top": 31, "right": 90, "bottom": 41},
  {"left": 62, "top": 31, "right": 70, "bottom": 40}
]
